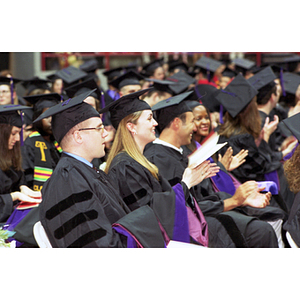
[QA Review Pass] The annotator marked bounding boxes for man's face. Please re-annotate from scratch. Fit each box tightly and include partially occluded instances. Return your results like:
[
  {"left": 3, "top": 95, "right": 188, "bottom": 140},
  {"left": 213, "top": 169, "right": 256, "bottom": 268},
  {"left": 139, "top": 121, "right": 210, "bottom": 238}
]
[
  {"left": 120, "top": 85, "right": 141, "bottom": 97},
  {"left": 79, "top": 117, "right": 108, "bottom": 161},
  {"left": 152, "top": 67, "right": 165, "bottom": 81},
  {"left": 0, "top": 84, "right": 12, "bottom": 105},
  {"left": 177, "top": 111, "right": 196, "bottom": 146}
]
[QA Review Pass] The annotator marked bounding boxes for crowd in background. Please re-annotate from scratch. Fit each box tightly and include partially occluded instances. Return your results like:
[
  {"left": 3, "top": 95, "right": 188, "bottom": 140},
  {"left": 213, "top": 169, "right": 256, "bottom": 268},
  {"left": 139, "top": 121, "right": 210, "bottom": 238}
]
[{"left": 1, "top": 52, "right": 300, "bottom": 248}]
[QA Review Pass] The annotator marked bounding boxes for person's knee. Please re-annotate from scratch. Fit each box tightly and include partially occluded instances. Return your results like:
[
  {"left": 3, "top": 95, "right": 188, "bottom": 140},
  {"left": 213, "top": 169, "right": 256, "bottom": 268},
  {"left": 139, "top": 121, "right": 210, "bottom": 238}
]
[{"left": 245, "top": 220, "right": 278, "bottom": 248}]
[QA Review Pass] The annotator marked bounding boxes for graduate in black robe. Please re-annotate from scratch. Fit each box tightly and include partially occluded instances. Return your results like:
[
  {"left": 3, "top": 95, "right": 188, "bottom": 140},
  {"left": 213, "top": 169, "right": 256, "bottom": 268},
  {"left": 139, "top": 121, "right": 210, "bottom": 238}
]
[
  {"left": 33, "top": 89, "right": 167, "bottom": 248},
  {"left": 216, "top": 74, "right": 295, "bottom": 212},
  {"left": 144, "top": 90, "right": 278, "bottom": 248},
  {"left": 102, "top": 90, "right": 210, "bottom": 246},
  {"left": 0, "top": 105, "right": 42, "bottom": 224},
  {"left": 21, "top": 93, "right": 62, "bottom": 191}
]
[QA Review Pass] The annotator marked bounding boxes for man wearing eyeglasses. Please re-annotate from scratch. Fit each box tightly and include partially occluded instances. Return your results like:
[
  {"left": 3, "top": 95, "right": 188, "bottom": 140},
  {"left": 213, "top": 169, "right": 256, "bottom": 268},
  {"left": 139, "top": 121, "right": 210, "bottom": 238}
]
[{"left": 33, "top": 89, "right": 167, "bottom": 248}]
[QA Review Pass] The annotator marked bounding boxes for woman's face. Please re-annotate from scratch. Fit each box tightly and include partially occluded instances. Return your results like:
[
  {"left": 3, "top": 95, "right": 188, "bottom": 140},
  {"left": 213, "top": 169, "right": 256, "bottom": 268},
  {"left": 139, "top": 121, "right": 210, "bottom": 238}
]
[
  {"left": 8, "top": 126, "right": 21, "bottom": 149},
  {"left": 193, "top": 105, "right": 211, "bottom": 137},
  {"left": 134, "top": 110, "right": 158, "bottom": 146},
  {"left": 41, "top": 108, "right": 52, "bottom": 135},
  {"left": 52, "top": 79, "right": 63, "bottom": 94}
]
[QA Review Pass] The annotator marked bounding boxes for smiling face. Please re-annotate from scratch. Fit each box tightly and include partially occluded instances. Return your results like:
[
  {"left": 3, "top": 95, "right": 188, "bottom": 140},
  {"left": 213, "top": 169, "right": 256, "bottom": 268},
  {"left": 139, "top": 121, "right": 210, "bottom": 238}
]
[
  {"left": 8, "top": 126, "right": 21, "bottom": 150},
  {"left": 193, "top": 105, "right": 211, "bottom": 139},
  {"left": 0, "top": 84, "right": 13, "bottom": 105},
  {"left": 177, "top": 111, "right": 196, "bottom": 146},
  {"left": 132, "top": 109, "right": 157, "bottom": 150}
]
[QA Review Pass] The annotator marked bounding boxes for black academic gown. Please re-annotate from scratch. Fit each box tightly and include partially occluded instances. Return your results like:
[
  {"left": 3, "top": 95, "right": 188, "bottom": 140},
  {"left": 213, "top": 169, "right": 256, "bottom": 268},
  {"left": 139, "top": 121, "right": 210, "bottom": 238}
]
[
  {"left": 144, "top": 142, "right": 279, "bottom": 248},
  {"left": 21, "top": 132, "right": 61, "bottom": 190},
  {"left": 40, "top": 153, "right": 166, "bottom": 248},
  {"left": 107, "top": 152, "right": 208, "bottom": 245},
  {"left": 259, "top": 110, "right": 283, "bottom": 161},
  {"left": 283, "top": 192, "right": 300, "bottom": 247},
  {"left": 0, "top": 167, "right": 26, "bottom": 223},
  {"left": 218, "top": 133, "right": 295, "bottom": 212}
]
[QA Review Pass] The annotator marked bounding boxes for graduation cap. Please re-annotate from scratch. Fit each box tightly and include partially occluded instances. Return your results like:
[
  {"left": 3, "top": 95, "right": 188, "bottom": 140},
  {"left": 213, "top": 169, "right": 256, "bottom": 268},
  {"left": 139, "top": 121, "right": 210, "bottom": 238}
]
[
  {"left": 168, "top": 60, "right": 189, "bottom": 73},
  {"left": 145, "top": 78, "right": 176, "bottom": 95},
  {"left": 221, "top": 67, "right": 238, "bottom": 79},
  {"left": 99, "top": 88, "right": 152, "bottom": 130},
  {"left": 0, "top": 104, "right": 32, "bottom": 127},
  {"left": 195, "top": 56, "right": 223, "bottom": 73},
  {"left": 55, "top": 66, "right": 87, "bottom": 86},
  {"left": 248, "top": 66, "right": 276, "bottom": 90},
  {"left": 281, "top": 72, "right": 300, "bottom": 95},
  {"left": 80, "top": 59, "right": 99, "bottom": 73},
  {"left": 23, "top": 93, "right": 62, "bottom": 112},
  {"left": 279, "top": 112, "right": 300, "bottom": 142},
  {"left": 166, "top": 71, "right": 196, "bottom": 95},
  {"left": 109, "top": 70, "right": 144, "bottom": 90},
  {"left": 33, "top": 89, "right": 100, "bottom": 144},
  {"left": 151, "top": 90, "right": 194, "bottom": 132},
  {"left": 0, "top": 104, "right": 33, "bottom": 145},
  {"left": 142, "top": 58, "right": 164, "bottom": 76},
  {"left": 21, "top": 77, "right": 52, "bottom": 95},
  {"left": 64, "top": 78, "right": 102, "bottom": 100},
  {"left": 102, "top": 67, "right": 125, "bottom": 83},
  {"left": 247, "top": 66, "right": 277, "bottom": 104},
  {"left": 0, "top": 76, "right": 22, "bottom": 86},
  {"left": 194, "top": 84, "right": 220, "bottom": 112},
  {"left": 214, "top": 73, "right": 258, "bottom": 118},
  {"left": 232, "top": 58, "right": 256, "bottom": 75},
  {"left": 0, "top": 76, "right": 23, "bottom": 104},
  {"left": 46, "top": 72, "right": 61, "bottom": 82}
]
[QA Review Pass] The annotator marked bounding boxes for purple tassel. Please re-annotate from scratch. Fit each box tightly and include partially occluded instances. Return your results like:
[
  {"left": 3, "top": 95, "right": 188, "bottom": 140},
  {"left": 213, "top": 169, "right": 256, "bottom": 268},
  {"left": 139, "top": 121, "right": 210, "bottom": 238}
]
[
  {"left": 220, "top": 90, "right": 237, "bottom": 97},
  {"left": 280, "top": 68, "right": 286, "bottom": 97},
  {"left": 219, "top": 104, "right": 224, "bottom": 124},
  {"left": 10, "top": 77, "right": 14, "bottom": 104},
  {"left": 62, "top": 98, "right": 71, "bottom": 106}
]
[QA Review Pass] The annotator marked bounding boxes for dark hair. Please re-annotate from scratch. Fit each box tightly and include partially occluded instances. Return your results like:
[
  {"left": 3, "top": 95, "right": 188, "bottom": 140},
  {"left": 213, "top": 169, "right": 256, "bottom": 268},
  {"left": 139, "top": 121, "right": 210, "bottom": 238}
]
[
  {"left": 257, "top": 85, "right": 277, "bottom": 105},
  {"left": 0, "top": 124, "right": 22, "bottom": 171},
  {"left": 218, "top": 97, "right": 261, "bottom": 139}
]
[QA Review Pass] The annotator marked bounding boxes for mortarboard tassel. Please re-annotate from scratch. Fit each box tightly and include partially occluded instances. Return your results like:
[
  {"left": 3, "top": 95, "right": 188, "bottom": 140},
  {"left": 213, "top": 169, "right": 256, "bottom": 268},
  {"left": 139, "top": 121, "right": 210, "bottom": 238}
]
[{"left": 219, "top": 104, "right": 224, "bottom": 124}]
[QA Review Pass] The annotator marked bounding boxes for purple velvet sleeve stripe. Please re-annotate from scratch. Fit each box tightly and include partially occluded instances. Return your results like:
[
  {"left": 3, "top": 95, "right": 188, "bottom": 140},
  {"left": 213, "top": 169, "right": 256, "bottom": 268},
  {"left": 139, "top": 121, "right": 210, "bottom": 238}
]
[
  {"left": 264, "top": 170, "right": 280, "bottom": 192},
  {"left": 112, "top": 224, "right": 139, "bottom": 248},
  {"left": 172, "top": 183, "right": 190, "bottom": 243},
  {"left": 257, "top": 181, "right": 278, "bottom": 195}
]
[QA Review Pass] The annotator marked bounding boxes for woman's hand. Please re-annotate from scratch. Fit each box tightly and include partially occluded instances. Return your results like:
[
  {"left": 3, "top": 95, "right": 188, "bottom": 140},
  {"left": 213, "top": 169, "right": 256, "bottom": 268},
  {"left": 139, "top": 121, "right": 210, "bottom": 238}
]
[
  {"left": 19, "top": 185, "right": 42, "bottom": 199},
  {"left": 218, "top": 147, "right": 248, "bottom": 171},
  {"left": 10, "top": 191, "right": 42, "bottom": 203}
]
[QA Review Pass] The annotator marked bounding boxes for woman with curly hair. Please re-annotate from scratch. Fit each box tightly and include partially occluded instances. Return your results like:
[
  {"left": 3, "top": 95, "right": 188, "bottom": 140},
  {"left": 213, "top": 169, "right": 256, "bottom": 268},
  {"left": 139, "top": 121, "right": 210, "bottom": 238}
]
[{"left": 282, "top": 114, "right": 300, "bottom": 246}]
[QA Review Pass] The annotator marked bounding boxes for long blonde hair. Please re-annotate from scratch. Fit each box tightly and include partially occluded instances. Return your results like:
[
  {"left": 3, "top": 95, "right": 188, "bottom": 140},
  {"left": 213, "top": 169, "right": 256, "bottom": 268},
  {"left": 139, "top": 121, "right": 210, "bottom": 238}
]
[{"left": 105, "top": 111, "right": 159, "bottom": 180}]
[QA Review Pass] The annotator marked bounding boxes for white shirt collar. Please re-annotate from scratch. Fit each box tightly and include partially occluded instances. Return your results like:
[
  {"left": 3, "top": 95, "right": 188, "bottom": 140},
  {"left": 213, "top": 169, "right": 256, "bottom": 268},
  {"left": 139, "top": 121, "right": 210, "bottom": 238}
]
[{"left": 153, "top": 138, "right": 183, "bottom": 154}]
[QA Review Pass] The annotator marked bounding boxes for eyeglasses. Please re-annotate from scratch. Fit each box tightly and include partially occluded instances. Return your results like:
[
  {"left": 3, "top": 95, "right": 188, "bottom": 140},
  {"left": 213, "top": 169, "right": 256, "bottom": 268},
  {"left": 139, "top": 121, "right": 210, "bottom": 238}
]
[{"left": 78, "top": 124, "right": 105, "bottom": 133}]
